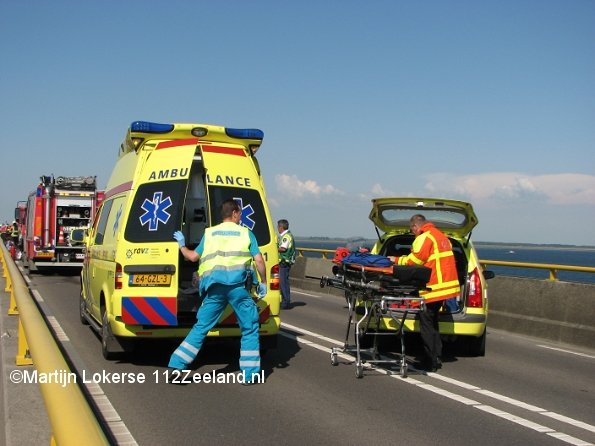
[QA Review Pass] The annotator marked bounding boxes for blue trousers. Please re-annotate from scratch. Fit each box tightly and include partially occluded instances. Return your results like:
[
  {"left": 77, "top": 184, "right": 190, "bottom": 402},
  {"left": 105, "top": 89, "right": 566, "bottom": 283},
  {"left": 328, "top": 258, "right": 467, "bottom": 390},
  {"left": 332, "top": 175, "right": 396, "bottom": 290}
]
[
  {"left": 169, "top": 283, "right": 261, "bottom": 380},
  {"left": 279, "top": 263, "right": 291, "bottom": 306}
]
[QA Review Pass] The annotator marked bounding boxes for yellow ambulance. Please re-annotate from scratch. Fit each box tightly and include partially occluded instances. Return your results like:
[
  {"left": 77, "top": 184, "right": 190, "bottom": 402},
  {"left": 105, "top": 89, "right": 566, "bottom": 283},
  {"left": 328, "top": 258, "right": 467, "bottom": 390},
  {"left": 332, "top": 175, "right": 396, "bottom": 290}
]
[{"left": 72, "top": 121, "right": 281, "bottom": 359}]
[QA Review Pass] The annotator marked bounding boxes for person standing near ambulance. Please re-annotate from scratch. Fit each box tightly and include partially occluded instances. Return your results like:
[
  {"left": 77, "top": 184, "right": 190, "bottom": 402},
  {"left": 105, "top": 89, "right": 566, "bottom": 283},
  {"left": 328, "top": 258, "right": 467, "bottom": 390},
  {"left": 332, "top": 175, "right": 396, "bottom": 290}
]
[
  {"left": 277, "top": 219, "right": 295, "bottom": 309},
  {"left": 397, "top": 214, "right": 459, "bottom": 372},
  {"left": 168, "top": 199, "right": 267, "bottom": 384}
]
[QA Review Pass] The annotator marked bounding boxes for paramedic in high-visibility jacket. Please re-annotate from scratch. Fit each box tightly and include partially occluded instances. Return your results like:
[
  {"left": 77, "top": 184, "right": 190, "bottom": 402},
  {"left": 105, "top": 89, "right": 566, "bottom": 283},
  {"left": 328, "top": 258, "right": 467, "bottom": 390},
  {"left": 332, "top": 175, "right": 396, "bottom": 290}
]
[
  {"left": 168, "top": 199, "right": 268, "bottom": 384},
  {"left": 397, "top": 214, "right": 460, "bottom": 372}
]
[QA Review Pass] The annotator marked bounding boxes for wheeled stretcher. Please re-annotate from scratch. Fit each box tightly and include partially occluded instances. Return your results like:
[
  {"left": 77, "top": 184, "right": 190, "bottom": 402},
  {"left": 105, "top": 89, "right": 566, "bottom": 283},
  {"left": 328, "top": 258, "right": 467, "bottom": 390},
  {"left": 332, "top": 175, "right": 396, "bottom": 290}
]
[{"left": 315, "top": 256, "right": 431, "bottom": 378}]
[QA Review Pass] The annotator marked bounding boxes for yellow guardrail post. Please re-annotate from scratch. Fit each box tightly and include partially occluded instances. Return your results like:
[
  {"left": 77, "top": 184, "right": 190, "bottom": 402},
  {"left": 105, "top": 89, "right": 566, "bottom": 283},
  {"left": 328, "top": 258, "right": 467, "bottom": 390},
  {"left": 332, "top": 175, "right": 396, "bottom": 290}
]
[
  {"left": 17, "top": 318, "right": 33, "bottom": 365},
  {"left": 1, "top": 248, "right": 19, "bottom": 314},
  {"left": 0, "top": 243, "right": 110, "bottom": 445}
]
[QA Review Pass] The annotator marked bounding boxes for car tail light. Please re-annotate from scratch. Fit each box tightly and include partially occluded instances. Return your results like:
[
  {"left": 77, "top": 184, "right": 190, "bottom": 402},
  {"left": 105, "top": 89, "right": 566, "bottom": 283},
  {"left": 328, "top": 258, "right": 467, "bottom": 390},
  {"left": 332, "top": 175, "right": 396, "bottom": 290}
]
[
  {"left": 115, "top": 263, "right": 123, "bottom": 290},
  {"left": 270, "top": 264, "right": 280, "bottom": 290},
  {"left": 466, "top": 268, "right": 483, "bottom": 308}
]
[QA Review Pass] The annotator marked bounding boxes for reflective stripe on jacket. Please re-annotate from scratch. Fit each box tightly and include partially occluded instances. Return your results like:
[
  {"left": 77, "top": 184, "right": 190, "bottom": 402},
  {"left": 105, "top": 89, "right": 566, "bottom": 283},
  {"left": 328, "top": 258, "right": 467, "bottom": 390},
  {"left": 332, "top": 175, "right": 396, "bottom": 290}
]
[
  {"left": 398, "top": 222, "right": 459, "bottom": 303},
  {"left": 198, "top": 222, "right": 255, "bottom": 294}
]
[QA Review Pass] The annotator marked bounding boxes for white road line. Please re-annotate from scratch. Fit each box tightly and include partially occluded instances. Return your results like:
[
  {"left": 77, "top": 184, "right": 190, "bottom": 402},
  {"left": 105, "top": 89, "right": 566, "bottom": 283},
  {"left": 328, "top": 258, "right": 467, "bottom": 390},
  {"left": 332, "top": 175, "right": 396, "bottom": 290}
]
[
  {"left": 538, "top": 345, "right": 595, "bottom": 360},
  {"left": 31, "top": 289, "right": 44, "bottom": 303},
  {"left": 280, "top": 324, "right": 595, "bottom": 446},
  {"left": 24, "top": 288, "right": 139, "bottom": 446},
  {"left": 282, "top": 322, "right": 344, "bottom": 346},
  {"left": 46, "top": 316, "right": 69, "bottom": 342},
  {"left": 295, "top": 291, "right": 324, "bottom": 298}
]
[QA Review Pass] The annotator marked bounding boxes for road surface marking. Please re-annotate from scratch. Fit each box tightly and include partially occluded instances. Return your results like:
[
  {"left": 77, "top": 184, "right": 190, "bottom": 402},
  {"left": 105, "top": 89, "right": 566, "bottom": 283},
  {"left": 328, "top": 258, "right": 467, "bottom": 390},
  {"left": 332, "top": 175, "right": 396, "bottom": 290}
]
[
  {"left": 537, "top": 345, "right": 595, "bottom": 360},
  {"left": 281, "top": 323, "right": 594, "bottom": 446}
]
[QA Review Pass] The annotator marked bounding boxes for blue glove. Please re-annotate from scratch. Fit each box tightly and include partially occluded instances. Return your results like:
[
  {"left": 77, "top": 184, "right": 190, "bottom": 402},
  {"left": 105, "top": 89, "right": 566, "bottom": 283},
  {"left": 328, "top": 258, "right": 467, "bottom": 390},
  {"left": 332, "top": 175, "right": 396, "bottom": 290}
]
[
  {"left": 256, "top": 282, "right": 267, "bottom": 300},
  {"left": 173, "top": 231, "right": 185, "bottom": 248}
]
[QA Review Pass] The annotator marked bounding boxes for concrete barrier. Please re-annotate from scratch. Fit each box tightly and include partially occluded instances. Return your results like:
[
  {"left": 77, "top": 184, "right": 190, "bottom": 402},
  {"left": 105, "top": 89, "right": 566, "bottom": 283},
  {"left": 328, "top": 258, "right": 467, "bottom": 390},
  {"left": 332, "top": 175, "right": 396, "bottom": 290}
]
[
  {"left": 487, "top": 276, "right": 595, "bottom": 349},
  {"left": 289, "top": 257, "right": 595, "bottom": 350}
]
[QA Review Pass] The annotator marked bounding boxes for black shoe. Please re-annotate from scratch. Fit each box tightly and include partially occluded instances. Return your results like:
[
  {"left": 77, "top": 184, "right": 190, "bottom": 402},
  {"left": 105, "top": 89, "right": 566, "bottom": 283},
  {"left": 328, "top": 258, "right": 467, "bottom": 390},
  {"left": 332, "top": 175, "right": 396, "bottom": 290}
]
[{"left": 427, "top": 358, "right": 442, "bottom": 372}]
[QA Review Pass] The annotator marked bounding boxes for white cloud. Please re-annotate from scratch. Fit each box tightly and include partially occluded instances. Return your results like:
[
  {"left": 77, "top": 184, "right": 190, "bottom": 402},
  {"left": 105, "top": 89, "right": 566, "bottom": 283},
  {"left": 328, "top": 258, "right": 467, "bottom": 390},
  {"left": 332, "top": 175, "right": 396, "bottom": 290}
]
[
  {"left": 275, "top": 174, "right": 343, "bottom": 199},
  {"left": 421, "top": 172, "right": 595, "bottom": 206}
]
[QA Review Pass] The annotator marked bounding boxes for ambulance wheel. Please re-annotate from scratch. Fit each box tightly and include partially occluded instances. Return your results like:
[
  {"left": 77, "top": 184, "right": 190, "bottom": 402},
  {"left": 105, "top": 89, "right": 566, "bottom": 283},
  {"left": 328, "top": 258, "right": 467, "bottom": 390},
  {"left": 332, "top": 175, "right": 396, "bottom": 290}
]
[
  {"left": 79, "top": 291, "right": 89, "bottom": 325},
  {"left": 466, "top": 329, "right": 486, "bottom": 357},
  {"left": 330, "top": 351, "right": 338, "bottom": 366},
  {"left": 101, "top": 309, "right": 117, "bottom": 360},
  {"left": 355, "top": 364, "right": 364, "bottom": 378}
]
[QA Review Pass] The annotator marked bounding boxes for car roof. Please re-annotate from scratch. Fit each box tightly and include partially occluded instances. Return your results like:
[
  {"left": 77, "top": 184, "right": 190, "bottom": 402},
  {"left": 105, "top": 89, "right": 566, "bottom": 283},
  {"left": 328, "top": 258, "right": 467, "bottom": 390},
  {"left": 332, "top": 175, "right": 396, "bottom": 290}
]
[{"left": 368, "top": 197, "right": 478, "bottom": 237}]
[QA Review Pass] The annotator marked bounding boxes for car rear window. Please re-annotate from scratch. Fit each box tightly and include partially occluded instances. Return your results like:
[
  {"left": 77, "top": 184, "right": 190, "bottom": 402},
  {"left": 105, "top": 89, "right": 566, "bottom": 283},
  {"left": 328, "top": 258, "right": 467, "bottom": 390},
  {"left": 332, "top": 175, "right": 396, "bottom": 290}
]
[
  {"left": 207, "top": 186, "right": 271, "bottom": 246},
  {"left": 125, "top": 180, "right": 186, "bottom": 242},
  {"left": 380, "top": 208, "right": 467, "bottom": 229}
]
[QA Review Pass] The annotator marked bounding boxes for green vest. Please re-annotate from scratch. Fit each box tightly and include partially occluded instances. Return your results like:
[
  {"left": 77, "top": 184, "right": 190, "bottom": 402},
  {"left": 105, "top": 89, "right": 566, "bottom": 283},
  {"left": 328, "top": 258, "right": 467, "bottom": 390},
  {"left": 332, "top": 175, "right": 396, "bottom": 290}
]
[{"left": 279, "top": 230, "right": 295, "bottom": 265}]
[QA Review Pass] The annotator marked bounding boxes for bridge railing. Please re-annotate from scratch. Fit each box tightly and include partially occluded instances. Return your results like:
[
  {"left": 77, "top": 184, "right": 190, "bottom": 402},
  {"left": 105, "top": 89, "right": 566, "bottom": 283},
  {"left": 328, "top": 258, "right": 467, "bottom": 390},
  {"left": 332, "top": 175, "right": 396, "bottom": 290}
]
[
  {"left": 0, "top": 242, "right": 110, "bottom": 446},
  {"left": 295, "top": 247, "right": 595, "bottom": 282}
]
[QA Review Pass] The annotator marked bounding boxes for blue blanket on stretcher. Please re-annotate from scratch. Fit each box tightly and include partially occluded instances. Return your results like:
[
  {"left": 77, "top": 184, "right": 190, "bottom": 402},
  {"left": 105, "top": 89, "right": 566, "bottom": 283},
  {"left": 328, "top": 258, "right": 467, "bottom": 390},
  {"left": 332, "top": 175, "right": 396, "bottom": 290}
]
[{"left": 341, "top": 252, "right": 393, "bottom": 267}]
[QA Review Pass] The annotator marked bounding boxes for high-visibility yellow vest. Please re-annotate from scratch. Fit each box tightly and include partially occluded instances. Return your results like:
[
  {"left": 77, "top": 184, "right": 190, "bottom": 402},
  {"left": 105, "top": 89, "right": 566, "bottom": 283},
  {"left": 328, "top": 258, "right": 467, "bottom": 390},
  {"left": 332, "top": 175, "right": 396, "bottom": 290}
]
[{"left": 198, "top": 222, "right": 255, "bottom": 293}]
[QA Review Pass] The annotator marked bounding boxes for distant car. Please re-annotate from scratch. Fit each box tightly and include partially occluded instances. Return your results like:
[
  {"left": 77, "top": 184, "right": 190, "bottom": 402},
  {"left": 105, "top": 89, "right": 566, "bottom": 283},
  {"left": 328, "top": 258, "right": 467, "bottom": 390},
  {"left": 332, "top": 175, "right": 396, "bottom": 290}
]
[{"left": 366, "top": 197, "right": 495, "bottom": 356}]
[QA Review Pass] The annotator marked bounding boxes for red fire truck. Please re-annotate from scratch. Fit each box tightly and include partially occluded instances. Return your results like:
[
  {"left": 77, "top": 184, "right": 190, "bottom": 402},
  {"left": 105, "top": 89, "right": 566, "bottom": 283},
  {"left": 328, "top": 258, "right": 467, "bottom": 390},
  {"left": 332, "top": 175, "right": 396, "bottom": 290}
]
[{"left": 21, "top": 175, "right": 99, "bottom": 271}]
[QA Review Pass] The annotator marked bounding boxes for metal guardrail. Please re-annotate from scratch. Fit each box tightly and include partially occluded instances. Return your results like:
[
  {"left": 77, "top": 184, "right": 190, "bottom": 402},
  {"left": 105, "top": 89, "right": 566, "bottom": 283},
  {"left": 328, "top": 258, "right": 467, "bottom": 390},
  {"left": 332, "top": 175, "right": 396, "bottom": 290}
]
[
  {"left": 296, "top": 247, "right": 595, "bottom": 282},
  {"left": 0, "top": 243, "right": 110, "bottom": 446},
  {"left": 478, "top": 259, "right": 595, "bottom": 281}
]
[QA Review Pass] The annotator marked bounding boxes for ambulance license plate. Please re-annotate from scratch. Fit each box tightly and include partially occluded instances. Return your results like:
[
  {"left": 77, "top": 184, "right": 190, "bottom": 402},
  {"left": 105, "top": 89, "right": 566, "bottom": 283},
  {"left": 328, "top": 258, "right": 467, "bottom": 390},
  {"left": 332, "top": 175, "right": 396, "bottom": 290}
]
[{"left": 129, "top": 274, "right": 171, "bottom": 287}]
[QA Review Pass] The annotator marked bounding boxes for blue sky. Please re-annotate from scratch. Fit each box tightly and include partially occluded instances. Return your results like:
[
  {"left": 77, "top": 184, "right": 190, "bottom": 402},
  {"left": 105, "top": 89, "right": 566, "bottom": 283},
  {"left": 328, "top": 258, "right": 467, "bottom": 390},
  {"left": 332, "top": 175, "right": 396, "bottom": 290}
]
[{"left": 1, "top": 0, "right": 594, "bottom": 245}]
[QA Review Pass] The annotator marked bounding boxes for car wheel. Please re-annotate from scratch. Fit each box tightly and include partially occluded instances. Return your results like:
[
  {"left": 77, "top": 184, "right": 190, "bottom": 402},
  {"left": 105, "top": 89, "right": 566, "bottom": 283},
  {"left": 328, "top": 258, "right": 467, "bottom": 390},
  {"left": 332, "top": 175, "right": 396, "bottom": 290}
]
[
  {"left": 101, "top": 308, "right": 117, "bottom": 360},
  {"left": 79, "top": 291, "right": 89, "bottom": 325},
  {"left": 467, "top": 328, "right": 486, "bottom": 357},
  {"left": 356, "top": 329, "right": 373, "bottom": 350}
]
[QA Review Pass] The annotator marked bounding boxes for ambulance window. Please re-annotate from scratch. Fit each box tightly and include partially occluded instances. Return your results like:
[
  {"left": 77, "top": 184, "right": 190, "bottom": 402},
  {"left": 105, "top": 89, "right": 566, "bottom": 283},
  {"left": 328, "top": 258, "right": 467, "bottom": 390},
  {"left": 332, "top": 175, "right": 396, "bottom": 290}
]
[
  {"left": 94, "top": 200, "right": 113, "bottom": 245},
  {"left": 207, "top": 186, "right": 271, "bottom": 245},
  {"left": 125, "top": 180, "right": 186, "bottom": 242}
]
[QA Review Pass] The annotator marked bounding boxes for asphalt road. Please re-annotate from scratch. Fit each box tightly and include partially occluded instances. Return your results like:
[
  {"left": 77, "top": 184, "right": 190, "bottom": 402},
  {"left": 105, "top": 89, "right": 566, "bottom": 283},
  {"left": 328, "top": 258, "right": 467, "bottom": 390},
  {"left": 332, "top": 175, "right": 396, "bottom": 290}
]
[{"left": 15, "top": 270, "right": 595, "bottom": 446}]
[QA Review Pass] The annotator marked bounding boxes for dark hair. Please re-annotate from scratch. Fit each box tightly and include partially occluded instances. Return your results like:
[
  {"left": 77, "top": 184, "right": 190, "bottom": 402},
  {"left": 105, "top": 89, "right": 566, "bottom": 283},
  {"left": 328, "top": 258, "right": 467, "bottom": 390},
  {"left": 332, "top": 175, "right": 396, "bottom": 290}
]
[
  {"left": 410, "top": 214, "right": 426, "bottom": 225},
  {"left": 277, "top": 219, "right": 289, "bottom": 230},
  {"left": 221, "top": 199, "right": 241, "bottom": 219}
]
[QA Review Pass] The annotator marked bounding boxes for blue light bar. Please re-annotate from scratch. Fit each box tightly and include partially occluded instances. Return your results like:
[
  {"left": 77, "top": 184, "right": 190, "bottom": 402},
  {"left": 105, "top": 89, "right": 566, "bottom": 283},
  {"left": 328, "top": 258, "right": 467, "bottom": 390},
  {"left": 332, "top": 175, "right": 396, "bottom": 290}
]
[
  {"left": 130, "top": 121, "right": 174, "bottom": 133},
  {"left": 226, "top": 128, "right": 264, "bottom": 140}
]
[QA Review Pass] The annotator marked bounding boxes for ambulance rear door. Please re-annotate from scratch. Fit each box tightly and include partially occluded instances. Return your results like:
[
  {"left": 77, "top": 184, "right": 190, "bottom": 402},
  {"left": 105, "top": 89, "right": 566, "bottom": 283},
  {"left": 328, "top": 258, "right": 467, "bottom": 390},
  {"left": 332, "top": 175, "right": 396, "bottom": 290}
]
[
  {"left": 118, "top": 139, "right": 198, "bottom": 326},
  {"left": 199, "top": 142, "right": 278, "bottom": 330}
]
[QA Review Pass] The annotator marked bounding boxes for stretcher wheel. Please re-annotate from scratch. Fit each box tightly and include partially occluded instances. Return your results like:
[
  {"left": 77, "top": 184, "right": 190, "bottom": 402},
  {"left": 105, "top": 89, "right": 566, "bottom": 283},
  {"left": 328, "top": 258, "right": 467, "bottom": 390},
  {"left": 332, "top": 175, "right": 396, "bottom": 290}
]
[
  {"left": 330, "top": 351, "right": 338, "bottom": 366},
  {"left": 355, "top": 364, "right": 364, "bottom": 379},
  {"left": 400, "top": 363, "right": 408, "bottom": 378}
]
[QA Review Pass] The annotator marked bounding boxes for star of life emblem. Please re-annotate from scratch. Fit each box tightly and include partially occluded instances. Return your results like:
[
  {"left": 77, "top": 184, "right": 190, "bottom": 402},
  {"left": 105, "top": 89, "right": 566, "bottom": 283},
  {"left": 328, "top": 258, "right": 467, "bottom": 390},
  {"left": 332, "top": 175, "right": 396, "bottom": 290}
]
[
  {"left": 234, "top": 197, "right": 256, "bottom": 231},
  {"left": 140, "top": 192, "right": 172, "bottom": 231}
]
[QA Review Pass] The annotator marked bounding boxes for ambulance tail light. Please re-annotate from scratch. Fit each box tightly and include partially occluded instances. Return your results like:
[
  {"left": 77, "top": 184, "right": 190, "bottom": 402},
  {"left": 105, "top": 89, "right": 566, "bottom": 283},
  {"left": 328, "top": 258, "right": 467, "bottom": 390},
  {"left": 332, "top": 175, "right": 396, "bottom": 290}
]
[
  {"left": 270, "top": 264, "right": 280, "bottom": 291},
  {"left": 466, "top": 268, "right": 483, "bottom": 308},
  {"left": 115, "top": 263, "right": 123, "bottom": 290}
]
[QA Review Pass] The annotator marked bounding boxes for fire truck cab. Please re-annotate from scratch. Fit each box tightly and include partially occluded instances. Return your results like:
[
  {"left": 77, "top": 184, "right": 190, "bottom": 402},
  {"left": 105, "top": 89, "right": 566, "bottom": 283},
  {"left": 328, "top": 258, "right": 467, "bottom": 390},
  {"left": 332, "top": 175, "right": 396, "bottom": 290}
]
[
  {"left": 22, "top": 175, "right": 98, "bottom": 271},
  {"left": 71, "top": 121, "right": 281, "bottom": 359}
]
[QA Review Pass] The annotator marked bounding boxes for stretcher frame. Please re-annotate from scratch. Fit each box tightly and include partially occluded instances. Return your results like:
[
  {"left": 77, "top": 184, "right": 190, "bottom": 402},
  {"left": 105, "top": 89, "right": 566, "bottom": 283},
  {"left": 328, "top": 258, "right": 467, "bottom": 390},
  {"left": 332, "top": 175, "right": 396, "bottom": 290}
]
[{"left": 316, "top": 262, "right": 427, "bottom": 378}]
